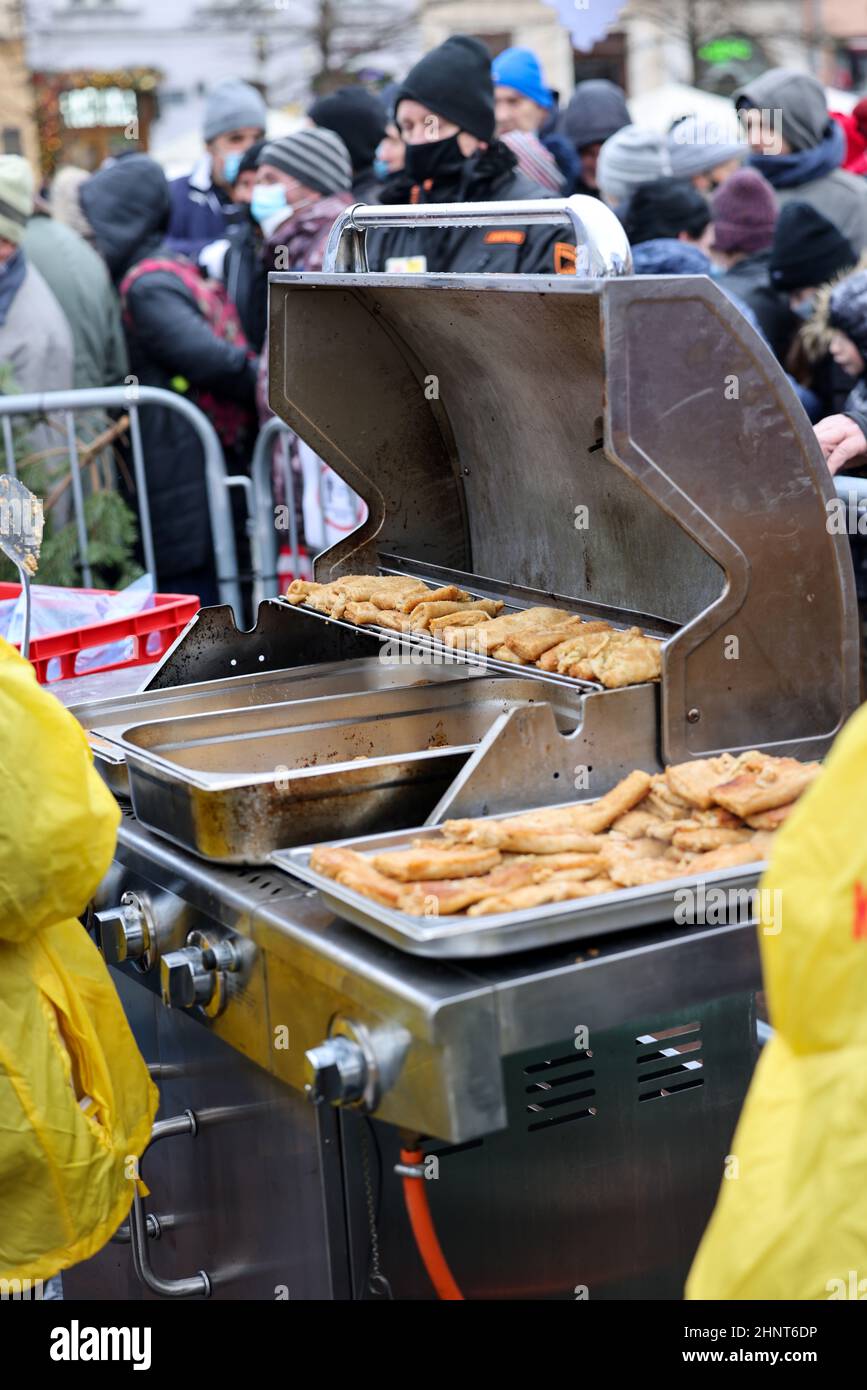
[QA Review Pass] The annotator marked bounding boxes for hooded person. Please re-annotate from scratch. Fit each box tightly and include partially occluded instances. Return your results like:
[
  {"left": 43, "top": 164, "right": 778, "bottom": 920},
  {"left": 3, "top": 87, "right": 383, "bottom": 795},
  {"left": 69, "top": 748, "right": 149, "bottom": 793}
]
[
  {"left": 0, "top": 155, "right": 73, "bottom": 397},
  {"left": 491, "top": 46, "right": 579, "bottom": 193},
  {"left": 769, "top": 202, "right": 859, "bottom": 419},
  {"left": 80, "top": 153, "right": 257, "bottom": 605},
  {"left": 308, "top": 85, "right": 388, "bottom": 203},
  {"left": 166, "top": 77, "right": 267, "bottom": 262},
  {"left": 367, "top": 35, "right": 578, "bottom": 275},
  {"left": 735, "top": 69, "right": 867, "bottom": 253},
  {"left": 667, "top": 113, "right": 745, "bottom": 193},
  {"left": 708, "top": 168, "right": 795, "bottom": 360},
  {"left": 0, "top": 637, "right": 159, "bottom": 1289},
  {"left": 812, "top": 265, "right": 867, "bottom": 494},
  {"left": 560, "top": 79, "right": 631, "bottom": 198},
  {"left": 623, "top": 176, "right": 712, "bottom": 269},
  {"left": 595, "top": 124, "right": 672, "bottom": 212}
]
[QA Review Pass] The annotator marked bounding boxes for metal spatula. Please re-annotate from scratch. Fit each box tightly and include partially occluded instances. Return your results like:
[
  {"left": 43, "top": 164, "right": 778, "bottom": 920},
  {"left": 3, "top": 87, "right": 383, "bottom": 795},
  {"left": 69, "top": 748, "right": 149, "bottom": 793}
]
[{"left": 0, "top": 474, "right": 43, "bottom": 660}]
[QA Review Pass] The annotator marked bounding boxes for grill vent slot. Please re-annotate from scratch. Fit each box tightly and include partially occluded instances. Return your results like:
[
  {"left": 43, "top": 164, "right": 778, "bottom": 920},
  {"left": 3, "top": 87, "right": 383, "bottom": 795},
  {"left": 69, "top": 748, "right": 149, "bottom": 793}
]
[
  {"left": 523, "top": 1051, "right": 596, "bottom": 1132},
  {"left": 636, "top": 1021, "right": 704, "bottom": 1102}
]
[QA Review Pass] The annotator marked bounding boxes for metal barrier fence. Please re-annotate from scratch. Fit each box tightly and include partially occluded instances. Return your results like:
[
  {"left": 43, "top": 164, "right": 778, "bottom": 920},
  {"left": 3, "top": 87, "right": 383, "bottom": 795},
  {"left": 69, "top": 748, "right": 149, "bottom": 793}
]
[{"left": 0, "top": 385, "right": 243, "bottom": 618}]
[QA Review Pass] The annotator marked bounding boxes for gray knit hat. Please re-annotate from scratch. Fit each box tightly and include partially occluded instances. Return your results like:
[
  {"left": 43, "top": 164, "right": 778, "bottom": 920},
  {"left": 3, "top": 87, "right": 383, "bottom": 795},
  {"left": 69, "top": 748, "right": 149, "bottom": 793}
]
[
  {"left": 0, "top": 155, "right": 33, "bottom": 245},
  {"left": 597, "top": 125, "right": 672, "bottom": 205},
  {"left": 259, "top": 128, "right": 352, "bottom": 196},
  {"left": 204, "top": 79, "right": 267, "bottom": 141},
  {"left": 668, "top": 115, "right": 745, "bottom": 179}
]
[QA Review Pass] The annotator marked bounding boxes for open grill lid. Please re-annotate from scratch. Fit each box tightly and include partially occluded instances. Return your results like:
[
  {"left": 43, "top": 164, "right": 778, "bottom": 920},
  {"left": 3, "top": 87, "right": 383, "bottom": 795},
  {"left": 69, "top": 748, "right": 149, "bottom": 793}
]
[{"left": 268, "top": 212, "right": 859, "bottom": 765}]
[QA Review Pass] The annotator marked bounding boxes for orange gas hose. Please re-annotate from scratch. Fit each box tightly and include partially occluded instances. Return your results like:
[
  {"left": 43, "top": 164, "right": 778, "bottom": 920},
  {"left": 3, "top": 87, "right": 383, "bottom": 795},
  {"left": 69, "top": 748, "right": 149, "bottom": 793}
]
[{"left": 399, "top": 1147, "right": 464, "bottom": 1301}]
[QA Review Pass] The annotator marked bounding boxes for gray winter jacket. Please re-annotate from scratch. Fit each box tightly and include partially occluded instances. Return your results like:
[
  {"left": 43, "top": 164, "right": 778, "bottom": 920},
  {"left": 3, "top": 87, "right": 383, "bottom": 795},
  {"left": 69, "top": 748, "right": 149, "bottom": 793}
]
[
  {"left": 23, "top": 215, "right": 128, "bottom": 389},
  {"left": 0, "top": 258, "right": 72, "bottom": 394}
]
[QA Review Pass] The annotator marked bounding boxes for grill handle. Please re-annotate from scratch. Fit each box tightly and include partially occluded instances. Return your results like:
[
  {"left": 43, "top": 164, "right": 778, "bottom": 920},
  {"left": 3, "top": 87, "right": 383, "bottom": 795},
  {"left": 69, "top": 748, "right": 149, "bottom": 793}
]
[{"left": 321, "top": 194, "right": 633, "bottom": 277}]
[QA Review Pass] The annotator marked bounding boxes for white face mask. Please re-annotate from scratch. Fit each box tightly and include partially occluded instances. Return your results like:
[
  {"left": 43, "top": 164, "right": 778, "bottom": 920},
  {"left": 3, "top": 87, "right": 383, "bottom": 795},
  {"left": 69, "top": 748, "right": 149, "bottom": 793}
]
[{"left": 250, "top": 184, "right": 290, "bottom": 224}]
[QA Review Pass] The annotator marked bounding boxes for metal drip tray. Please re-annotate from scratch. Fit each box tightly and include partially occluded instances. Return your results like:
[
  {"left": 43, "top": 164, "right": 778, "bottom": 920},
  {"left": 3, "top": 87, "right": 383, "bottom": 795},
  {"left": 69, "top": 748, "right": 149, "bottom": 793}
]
[{"left": 117, "top": 677, "right": 580, "bottom": 863}]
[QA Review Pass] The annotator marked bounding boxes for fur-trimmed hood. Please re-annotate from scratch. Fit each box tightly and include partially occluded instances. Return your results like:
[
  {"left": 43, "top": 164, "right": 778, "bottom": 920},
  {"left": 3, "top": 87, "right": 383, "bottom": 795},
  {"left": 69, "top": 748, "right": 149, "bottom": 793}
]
[{"left": 800, "top": 250, "right": 867, "bottom": 361}]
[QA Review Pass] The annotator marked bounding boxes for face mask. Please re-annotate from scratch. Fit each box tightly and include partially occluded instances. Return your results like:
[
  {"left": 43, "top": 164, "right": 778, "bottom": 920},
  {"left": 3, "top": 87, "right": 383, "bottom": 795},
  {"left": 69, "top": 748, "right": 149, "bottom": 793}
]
[
  {"left": 251, "top": 184, "right": 290, "bottom": 225},
  {"left": 792, "top": 298, "right": 815, "bottom": 321},
  {"left": 222, "top": 152, "right": 242, "bottom": 186},
  {"left": 404, "top": 133, "right": 466, "bottom": 186},
  {"left": 373, "top": 156, "right": 391, "bottom": 181}
]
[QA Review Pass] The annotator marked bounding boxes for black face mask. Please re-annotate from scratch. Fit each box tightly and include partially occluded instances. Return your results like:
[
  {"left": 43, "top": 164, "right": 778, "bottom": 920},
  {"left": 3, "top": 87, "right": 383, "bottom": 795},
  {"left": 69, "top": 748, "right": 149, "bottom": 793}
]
[{"left": 404, "top": 133, "right": 466, "bottom": 186}]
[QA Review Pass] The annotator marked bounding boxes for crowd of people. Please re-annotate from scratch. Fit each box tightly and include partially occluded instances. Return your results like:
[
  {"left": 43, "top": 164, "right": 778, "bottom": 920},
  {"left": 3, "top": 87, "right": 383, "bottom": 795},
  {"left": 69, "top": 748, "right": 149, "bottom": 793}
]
[{"left": 2, "top": 36, "right": 867, "bottom": 604}]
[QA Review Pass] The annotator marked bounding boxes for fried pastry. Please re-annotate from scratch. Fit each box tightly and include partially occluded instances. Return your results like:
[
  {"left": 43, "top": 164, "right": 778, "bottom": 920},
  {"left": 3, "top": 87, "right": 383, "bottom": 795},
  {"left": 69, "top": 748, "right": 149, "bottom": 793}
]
[
  {"left": 397, "top": 860, "right": 542, "bottom": 916},
  {"left": 711, "top": 760, "right": 821, "bottom": 818},
  {"left": 466, "top": 880, "right": 595, "bottom": 917},
  {"left": 401, "top": 585, "right": 469, "bottom": 612},
  {"left": 371, "top": 845, "right": 502, "bottom": 882},
  {"left": 586, "top": 628, "right": 663, "bottom": 689},
  {"left": 745, "top": 803, "right": 796, "bottom": 831},
  {"left": 665, "top": 755, "right": 740, "bottom": 809},
  {"left": 409, "top": 598, "right": 503, "bottom": 631},
  {"left": 608, "top": 809, "right": 661, "bottom": 839},
  {"left": 499, "top": 620, "right": 588, "bottom": 664},
  {"left": 428, "top": 609, "right": 492, "bottom": 635},
  {"left": 310, "top": 846, "right": 404, "bottom": 908},
  {"left": 670, "top": 826, "right": 753, "bottom": 853}
]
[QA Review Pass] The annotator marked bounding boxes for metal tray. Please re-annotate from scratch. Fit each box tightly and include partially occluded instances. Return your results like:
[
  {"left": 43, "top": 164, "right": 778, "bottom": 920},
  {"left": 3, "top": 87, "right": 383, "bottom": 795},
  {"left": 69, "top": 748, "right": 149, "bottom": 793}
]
[
  {"left": 71, "top": 656, "right": 483, "bottom": 793},
  {"left": 272, "top": 817, "right": 767, "bottom": 958},
  {"left": 118, "top": 677, "right": 578, "bottom": 863}
]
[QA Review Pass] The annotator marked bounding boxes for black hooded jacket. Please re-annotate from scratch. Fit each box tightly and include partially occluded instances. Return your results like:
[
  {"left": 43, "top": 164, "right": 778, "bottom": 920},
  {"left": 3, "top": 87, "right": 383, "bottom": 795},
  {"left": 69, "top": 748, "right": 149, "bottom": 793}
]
[
  {"left": 367, "top": 142, "right": 576, "bottom": 274},
  {"left": 81, "top": 154, "right": 256, "bottom": 594}
]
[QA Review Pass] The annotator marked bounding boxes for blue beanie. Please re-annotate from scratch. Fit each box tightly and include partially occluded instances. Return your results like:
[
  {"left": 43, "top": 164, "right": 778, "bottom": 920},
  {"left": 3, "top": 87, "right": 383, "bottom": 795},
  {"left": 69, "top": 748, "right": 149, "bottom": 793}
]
[{"left": 491, "top": 47, "right": 553, "bottom": 110}]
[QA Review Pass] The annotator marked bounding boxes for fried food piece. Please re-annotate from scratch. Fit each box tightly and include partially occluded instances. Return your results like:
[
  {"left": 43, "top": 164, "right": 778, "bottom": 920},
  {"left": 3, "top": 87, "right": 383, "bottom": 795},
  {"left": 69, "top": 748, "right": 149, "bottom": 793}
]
[
  {"left": 372, "top": 610, "right": 413, "bottom": 633},
  {"left": 397, "top": 859, "right": 544, "bottom": 915},
  {"left": 608, "top": 858, "right": 689, "bottom": 887},
  {"left": 286, "top": 579, "right": 323, "bottom": 604},
  {"left": 429, "top": 609, "right": 492, "bottom": 635},
  {"left": 401, "top": 584, "right": 469, "bottom": 612},
  {"left": 586, "top": 628, "right": 663, "bottom": 689},
  {"left": 711, "top": 760, "right": 821, "bottom": 818},
  {"left": 371, "top": 586, "right": 430, "bottom": 611},
  {"left": 342, "top": 600, "right": 391, "bottom": 625},
  {"left": 745, "top": 803, "right": 796, "bottom": 831},
  {"left": 686, "top": 836, "right": 773, "bottom": 873},
  {"left": 600, "top": 836, "right": 669, "bottom": 869},
  {"left": 409, "top": 598, "right": 503, "bottom": 631},
  {"left": 568, "top": 770, "right": 654, "bottom": 833},
  {"left": 371, "top": 845, "right": 502, "bottom": 882},
  {"left": 471, "top": 607, "right": 576, "bottom": 654},
  {"left": 527, "top": 851, "right": 607, "bottom": 874},
  {"left": 665, "top": 755, "right": 739, "bottom": 810},
  {"left": 466, "top": 880, "right": 593, "bottom": 917},
  {"left": 645, "top": 818, "right": 699, "bottom": 843},
  {"left": 491, "top": 644, "right": 526, "bottom": 664},
  {"left": 500, "top": 620, "right": 587, "bottom": 664},
  {"left": 644, "top": 775, "right": 692, "bottom": 820},
  {"left": 608, "top": 809, "right": 661, "bottom": 839},
  {"left": 442, "top": 810, "right": 605, "bottom": 855},
  {"left": 535, "top": 624, "right": 612, "bottom": 672},
  {"left": 670, "top": 826, "right": 753, "bottom": 853},
  {"left": 310, "top": 846, "right": 404, "bottom": 908}
]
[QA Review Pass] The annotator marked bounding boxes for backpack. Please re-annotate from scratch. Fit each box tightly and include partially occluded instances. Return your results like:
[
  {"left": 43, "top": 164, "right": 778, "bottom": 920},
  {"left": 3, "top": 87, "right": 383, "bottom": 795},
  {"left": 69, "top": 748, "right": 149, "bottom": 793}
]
[{"left": 119, "top": 255, "right": 254, "bottom": 451}]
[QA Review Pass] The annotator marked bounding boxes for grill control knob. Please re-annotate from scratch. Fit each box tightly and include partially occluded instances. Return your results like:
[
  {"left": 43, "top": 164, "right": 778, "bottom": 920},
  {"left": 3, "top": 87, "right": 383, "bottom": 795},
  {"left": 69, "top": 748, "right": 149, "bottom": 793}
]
[
  {"left": 304, "top": 1037, "right": 368, "bottom": 1106},
  {"left": 96, "top": 892, "right": 152, "bottom": 966},
  {"left": 160, "top": 932, "right": 240, "bottom": 1015}
]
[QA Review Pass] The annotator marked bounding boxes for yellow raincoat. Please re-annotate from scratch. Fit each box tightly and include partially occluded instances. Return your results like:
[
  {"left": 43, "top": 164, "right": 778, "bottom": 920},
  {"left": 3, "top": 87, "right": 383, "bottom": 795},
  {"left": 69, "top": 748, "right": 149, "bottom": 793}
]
[
  {"left": 0, "top": 638, "right": 158, "bottom": 1282},
  {"left": 687, "top": 703, "right": 867, "bottom": 1300}
]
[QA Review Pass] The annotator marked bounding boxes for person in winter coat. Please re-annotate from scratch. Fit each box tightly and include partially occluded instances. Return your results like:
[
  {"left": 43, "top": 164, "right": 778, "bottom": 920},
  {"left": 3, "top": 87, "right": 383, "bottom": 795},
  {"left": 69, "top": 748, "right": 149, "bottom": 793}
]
[
  {"left": 308, "top": 85, "right": 388, "bottom": 204},
  {"left": 367, "top": 36, "right": 578, "bottom": 276},
  {"left": 80, "top": 153, "right": 257, "bottom": 604},
  {"left": 560, "top": 79, "right": 630, "bottom": 198},
  {"left": 623, "top": 177, "right": 713, "bottom": 267},
  {"left": 708, "top": 168, "right": 795, "bottom": 360},
  {"left": 222, "top": 139, "right": 267, "bottom": 353},
  {"left": 667, "top": 114, "right": 745, "bottom": 194},
  {"left": 252, "top": 129, "right": 354, "bottom": 277},
  {"left": 769, "top": 203, "right": 858, "bottom": 417},
  {"left": 491, "top": 46, "right": 579, "bottom": 193},
  {"left": 813, "top": 266, "right": 867, "bottom": 480},
  {"left": 735, "top": 69, "right": 867, "bottom": 253},
  {"left": 0, "top": 156, "right": 72, "bottom": 396},
  {"left": 23, "top": 205, "right": 128, "bottom": 390},
  {"left": 833, "top": 98, "right": 867, "bottom": 176},
  {"left": 596, "top": 125, "right": 671, "bottom": 213},
  {"left": 166, "top": 78, "right": 267, "bottom": 262},
  {"left": 0, "top": 637, "right": 158, "bottom": 1286}
]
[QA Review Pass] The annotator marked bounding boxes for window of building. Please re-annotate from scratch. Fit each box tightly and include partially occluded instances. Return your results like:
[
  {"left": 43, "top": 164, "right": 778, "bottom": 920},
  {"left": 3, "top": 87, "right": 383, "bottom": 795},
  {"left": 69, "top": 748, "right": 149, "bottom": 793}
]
[{"left": 572, "top": 31, "right": 627, "bottom": 91}]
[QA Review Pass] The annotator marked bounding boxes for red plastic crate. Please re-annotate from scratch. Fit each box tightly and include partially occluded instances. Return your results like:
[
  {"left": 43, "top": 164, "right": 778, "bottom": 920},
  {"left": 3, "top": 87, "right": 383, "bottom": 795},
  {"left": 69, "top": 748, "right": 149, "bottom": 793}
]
[{"left": 0, "top": 584, "right": 200, "bottom": 684}]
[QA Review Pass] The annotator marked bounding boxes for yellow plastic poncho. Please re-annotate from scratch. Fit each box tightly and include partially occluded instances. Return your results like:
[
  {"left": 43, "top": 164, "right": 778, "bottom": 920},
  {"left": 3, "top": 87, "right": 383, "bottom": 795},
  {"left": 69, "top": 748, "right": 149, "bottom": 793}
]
[
  {"left": 0, "top": 638, "right": 158, "bottom": 1282},
  {"left": 686, "top": 702, "right": 867, "bottom": 1300}
]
